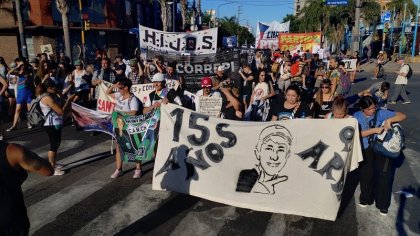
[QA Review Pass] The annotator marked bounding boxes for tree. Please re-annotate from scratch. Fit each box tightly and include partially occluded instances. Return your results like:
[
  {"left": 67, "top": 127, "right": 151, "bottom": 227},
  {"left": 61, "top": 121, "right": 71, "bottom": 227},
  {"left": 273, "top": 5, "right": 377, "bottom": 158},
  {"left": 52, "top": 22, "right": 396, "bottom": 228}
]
[
  {"left": 387, "top": 0, "right": 417, "bottom": 25},
  {"left": 180, "top": 0, "right": 187, "bottom": 30},
  {"left": 157, "top": 0, "right": 169, "bottom": 31},
  {"left": 56, "top": 0, "right": 71, "bottom": 60},
  {"left": 218, "top": 16, "right": 254, "bottom": 46},
  {"left": 282, "top": 14, "right": 300, "bottom": 33}
]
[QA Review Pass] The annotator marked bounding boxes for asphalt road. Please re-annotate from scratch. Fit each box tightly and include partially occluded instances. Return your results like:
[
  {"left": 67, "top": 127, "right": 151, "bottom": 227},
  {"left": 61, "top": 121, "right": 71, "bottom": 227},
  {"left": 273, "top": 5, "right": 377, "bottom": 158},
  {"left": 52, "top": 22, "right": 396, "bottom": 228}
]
[{"left": 6, "top": 67, "right": 420, "bottom": 236}]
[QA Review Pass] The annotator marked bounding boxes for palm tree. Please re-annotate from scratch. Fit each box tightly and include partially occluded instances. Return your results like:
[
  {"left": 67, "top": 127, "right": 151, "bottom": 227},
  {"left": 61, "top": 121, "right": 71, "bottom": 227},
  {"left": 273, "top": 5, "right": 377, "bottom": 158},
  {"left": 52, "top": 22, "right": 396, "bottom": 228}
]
[
  {"left": 180, "top": 0, "right": 187, "bottom": 30},
  {"left": 14, "top": 0, "right": 28, "bottom": 58},
  {"left": 56, "top": 0, "right": 71, "bottom": 61},
  {"left": 387, "top": 0, "right": 417, "bottom": 25},
  {"left": 157, "top": 0, "right": 170, "bottom": 31}
]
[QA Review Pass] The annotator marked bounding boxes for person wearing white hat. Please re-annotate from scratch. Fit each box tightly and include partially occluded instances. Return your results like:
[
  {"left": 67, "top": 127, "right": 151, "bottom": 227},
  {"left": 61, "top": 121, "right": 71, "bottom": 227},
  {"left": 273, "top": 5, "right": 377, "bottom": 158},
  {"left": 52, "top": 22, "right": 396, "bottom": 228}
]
[
  {"left": 143, "top": 73, "right": 181, "bottom": 114},
  {"left": 373, "top": 51, "right": 386, "bottom": 80},
  {"left": 211, "top": 65, "right": 230, "bottom": 90}
]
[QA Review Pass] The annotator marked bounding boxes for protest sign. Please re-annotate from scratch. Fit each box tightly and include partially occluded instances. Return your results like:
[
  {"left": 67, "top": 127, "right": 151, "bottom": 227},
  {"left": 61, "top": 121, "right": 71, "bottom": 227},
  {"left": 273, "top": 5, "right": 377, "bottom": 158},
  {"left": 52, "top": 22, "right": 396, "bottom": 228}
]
[
  {"left": 71, "top": 103, "right": 114, "bottom": 137},
  {"left": 139, "top": 25, "right": 218, "bottom": 54},
  {"left": 223, "top": 36, "right": 237, "bottom": 48},
  {"left": 112, "top": 110, "right": 159, "bottom": 162},
  {"left": 153, "top": 104, "right": 363, "bottom": 221},
  {"left": 198, "top": 96, "right": 222, "bottom": 117},
  {"left": 148, "top": 50, "right": 240, "bottom": 92},
  {"left": 96, "top": 79, "right": 179, "bottom": 110},
  {"left": 256, "top": 21, "right": 290, "bottom": 49},
  {"left": 278, "top": 32, "right": 322, "bottom": 53},
  {"left": 325, "top": 59, "right": 358, "bottom": 72},
  {"left": 97, "top": 80, "right": 116, "bottom": 114}
]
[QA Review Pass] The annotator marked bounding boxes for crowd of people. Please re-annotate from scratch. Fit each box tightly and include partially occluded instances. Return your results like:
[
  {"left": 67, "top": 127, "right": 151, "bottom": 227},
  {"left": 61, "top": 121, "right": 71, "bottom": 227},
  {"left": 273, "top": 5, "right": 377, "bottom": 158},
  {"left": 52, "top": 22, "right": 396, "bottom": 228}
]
[{"left": 0, "top": 45, "right": 411, "bottom": 217}]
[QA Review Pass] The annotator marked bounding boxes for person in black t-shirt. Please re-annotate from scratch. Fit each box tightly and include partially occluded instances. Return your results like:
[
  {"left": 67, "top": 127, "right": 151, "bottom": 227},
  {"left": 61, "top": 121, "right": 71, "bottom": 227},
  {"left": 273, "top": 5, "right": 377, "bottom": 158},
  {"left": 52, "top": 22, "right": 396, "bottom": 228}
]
[
  {"left": 220, "top": 84, "right": 244, "bottom": 120},
  {"left": 238, "top": 64, "right": 254, "bottom": 110},
  {"left": 270, "top": 84, "right": 311, "bottom": 120}
]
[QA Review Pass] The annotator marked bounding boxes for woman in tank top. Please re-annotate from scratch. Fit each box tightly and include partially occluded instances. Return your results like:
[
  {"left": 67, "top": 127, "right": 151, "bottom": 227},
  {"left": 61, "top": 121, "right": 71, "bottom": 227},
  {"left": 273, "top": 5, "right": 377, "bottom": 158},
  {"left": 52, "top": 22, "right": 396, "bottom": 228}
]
[{"left": 38, "top": 81, "right": 65, "bottom": 176}]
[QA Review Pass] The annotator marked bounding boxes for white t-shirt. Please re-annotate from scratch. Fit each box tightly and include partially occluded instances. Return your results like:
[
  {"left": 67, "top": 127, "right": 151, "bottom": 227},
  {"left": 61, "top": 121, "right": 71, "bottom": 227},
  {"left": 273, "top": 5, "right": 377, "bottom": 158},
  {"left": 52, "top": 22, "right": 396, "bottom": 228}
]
[
  {"left": 395, "top": 64, "right": 409, "bottom": 85},
  {"left": 253, "top": 82, "right": 269, "bottom": 101},
  {"left": 40, "top": 95, "right": 63, "bottom": 126},
  {"left": 115, "top": 93, "right": 140, "bottom": 112},
  {"left": 6, "top": 74, "right": 18, "bottom": 90}
]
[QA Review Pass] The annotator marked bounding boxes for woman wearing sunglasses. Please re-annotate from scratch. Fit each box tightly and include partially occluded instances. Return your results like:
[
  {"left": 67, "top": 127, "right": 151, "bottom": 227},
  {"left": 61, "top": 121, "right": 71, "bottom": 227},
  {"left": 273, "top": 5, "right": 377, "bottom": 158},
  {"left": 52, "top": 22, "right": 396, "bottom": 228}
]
[
  {"left": 311, "top": 79, "right": 333, "bottom": 119},
  {"left": 353, "top": 96, "right": 406, "bottom": 216}
]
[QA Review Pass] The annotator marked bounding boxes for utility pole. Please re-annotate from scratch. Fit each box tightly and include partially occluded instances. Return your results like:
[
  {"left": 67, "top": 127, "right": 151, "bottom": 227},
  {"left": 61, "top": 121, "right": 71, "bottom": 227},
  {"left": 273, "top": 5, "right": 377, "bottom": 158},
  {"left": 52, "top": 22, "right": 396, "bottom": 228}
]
[
  {"left": 15, "top": 0, "right": 28, "bottom": 58},
  {"left": 78, "top": 0, "right": 85, "bottom": 60},
  {"left": 399, "top": 3, "right": 407, "bottom": 56},
  {"left": 390, "top": 6, "right": 396, "bottom": 55},
  {"left": 412, "top": 1, "right": 419, "bottom": 57},
  {"left": 352, "top": 0, "right": 361, "bottom": 53},
  {"left": 237, "top": 5, "right": 242, "bottom": 47}
]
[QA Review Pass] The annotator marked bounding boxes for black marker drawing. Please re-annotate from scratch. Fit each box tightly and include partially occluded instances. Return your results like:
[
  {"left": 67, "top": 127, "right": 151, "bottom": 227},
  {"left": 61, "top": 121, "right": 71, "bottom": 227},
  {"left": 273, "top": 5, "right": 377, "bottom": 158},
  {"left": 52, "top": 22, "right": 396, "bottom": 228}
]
[
  {"left": 339, "top": 126, "right": 355, "bottom": 152},
  {"left": 236, "top": 125, "right": 292, "bottom": 194},
  {"left": 296, "top": 140, "right": 329, "bottom": 169}
]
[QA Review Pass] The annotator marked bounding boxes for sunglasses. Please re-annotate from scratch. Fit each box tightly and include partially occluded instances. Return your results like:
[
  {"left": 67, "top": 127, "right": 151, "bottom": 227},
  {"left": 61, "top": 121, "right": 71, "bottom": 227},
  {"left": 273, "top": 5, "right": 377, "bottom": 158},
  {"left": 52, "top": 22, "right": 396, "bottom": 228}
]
[{"left": 320, "top": 86, "right": 330, "bottom": 89}]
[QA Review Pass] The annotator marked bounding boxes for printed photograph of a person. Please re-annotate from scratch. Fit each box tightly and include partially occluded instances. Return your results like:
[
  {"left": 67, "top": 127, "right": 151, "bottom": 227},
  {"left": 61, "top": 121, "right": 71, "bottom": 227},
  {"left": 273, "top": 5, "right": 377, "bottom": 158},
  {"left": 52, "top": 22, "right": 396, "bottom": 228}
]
[{"left": 236, "top": 125, "right": 292, "bottom": 194}]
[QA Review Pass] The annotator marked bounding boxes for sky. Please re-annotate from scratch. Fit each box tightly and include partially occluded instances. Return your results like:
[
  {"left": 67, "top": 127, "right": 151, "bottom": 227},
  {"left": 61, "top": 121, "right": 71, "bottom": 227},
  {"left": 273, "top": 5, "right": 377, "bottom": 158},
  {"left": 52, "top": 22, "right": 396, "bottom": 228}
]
[{"left": 200, "top": 0, "right": 295, "bottom": 34}]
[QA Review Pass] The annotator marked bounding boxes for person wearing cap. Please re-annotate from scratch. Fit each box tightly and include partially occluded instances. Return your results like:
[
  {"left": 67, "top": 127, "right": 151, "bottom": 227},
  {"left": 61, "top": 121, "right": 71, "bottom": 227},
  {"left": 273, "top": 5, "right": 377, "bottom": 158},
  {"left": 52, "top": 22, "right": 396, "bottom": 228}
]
[
  {"left": 211, "top": 65, "right": 229, "bottom": 90},
  {"left": 92, "top": 58, "right": 116, "bottom": 100},
  {"left": 7, "top": 61, "right": 33, "bottom": 132},
  {"left": 195, "top": 77, "right": 221, "bottom": 112},
  {"left": 37, "top": 80, "right": 67, "bottom": 175},
  {"left": 388, "top": 57, "right": 411, "bottom": 105},
  {"left": 126, "top": 58, "right": 145, "bottom": 85},
  {"left": 143, "top": 73, "right": 181, "bottom": 114},
  {"left": 67, "top": 59, "right": 90, "bottom": 103},
  {"left": 373, "top": 51, "right": 386, "bottom": 80},
  {"left": 106, "top": 78, "right": 143, "bottom": 178}
]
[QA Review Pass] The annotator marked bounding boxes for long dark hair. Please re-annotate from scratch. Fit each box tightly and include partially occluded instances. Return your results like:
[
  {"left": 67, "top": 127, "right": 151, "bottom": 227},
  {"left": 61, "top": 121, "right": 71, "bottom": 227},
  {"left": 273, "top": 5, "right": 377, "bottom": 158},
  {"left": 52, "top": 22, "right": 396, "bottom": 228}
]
[{"left": 358, "top": 95, "right": 377, "bottom": 110}]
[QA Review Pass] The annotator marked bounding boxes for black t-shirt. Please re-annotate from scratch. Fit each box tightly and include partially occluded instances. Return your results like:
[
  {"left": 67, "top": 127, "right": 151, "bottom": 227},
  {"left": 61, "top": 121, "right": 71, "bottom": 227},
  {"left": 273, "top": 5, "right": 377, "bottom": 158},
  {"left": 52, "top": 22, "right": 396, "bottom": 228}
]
[
  {"left": 270, "top": 98, "right": 311, "bottom": 120},
  {"left": 312, "top": 100, "right": 332, "bottom": 119},
  {"left": 242, "top": 71, "right": 254, "bottom": 96},
  {"left": 115, "top": 63, "right": 126, "bottom": 72},
  {"left": 221, "top": 94, "right": 244, "bottom": 121}
]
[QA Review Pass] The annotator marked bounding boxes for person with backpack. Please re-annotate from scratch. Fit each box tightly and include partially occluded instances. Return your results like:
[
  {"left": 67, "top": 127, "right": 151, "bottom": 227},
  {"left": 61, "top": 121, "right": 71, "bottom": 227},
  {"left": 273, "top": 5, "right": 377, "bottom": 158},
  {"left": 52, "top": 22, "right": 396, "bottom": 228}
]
[
  {"left": 354, "top": 96, "right": 406, "bottom": 216},
  {"left": 37, "top": 81, "right": 66, "bottom": 176},
  {"left": 388, "top": 56, "right": 411, "bottom": 105},
  {"left": 106, "top": 78, "right": 143, "bottom": 179}
]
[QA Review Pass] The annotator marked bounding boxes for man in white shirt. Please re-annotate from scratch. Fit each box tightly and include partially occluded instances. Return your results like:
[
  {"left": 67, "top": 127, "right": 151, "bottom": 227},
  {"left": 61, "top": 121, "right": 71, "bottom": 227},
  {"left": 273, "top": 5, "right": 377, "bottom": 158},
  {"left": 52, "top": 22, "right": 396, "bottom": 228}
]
[
  {"left": 388, "top": 57, "right": 411, "bottom": 104},
  {"left": 195, "top": 77, "right": 221, "bottom": 112}
]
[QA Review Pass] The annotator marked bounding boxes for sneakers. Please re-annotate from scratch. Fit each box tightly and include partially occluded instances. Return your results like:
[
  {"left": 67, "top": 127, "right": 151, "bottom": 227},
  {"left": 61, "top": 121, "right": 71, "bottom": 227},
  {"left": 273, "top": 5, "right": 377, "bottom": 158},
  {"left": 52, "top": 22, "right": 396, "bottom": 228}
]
[
  {"left": 111, "top": 169, "right": 122, "bottom": 178},
  {"left": 55, "top": 164, "right": 64, "bottom": 169},
  {"left": 402, "top": 101, "right": 411, "bottom": 104},
  {"left": 27, "top": 125, "right": 33, "bottom": 129},
  {"left": 6, "top": 126, "right": 16, "bottom": 132},
  {"left": 379, "top": 209, "right": 388, "bottom": 216},
  {"left": 388, "top": 101, "right": 396, "bottom": 105},
  {"left": 133, "top": 169, "right": 142, "bottom": 179},
  {"left": 54, "top": 168, "right": 65, "bottom": 176},
  {"left": 0, "top": 135, "right": 3, "bottom": 141},
  {"left": 358, "top": 202, "right": 368, "bottom": 208}
]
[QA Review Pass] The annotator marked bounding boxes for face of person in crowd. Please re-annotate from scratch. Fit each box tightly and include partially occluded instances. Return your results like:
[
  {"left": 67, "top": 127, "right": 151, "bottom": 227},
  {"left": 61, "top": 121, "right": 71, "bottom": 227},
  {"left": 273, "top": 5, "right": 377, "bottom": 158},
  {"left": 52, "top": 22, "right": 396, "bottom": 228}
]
[
  {"left": 320, "top": 83, "right": 331, "bottom": 94},
  {"left": 41, "top": 54, "right": 47, "bottom": 61},
  {"left": 131, "top": 65, "right": 138, "bottom": 73},
  {"left": 116, "top": 117, "right": 125, "bottom": 136},
  {"left": 332, "top": 108, "right": 346, "bottom": 119},
  {"left": 397, "top": 59, "right": 404, "bottom": 65},
  {"left": 259, "top": 71, "right": 266, "bottom": 83},
  {"left": 101, "top": 60, "right": 109, "bottom": 70},
  {"left": 60, "top": 52, "right": 64, "bottom": 58},
  {"left": 329, "top": 59, "right": 337, "bottom": 69},
  {"left": 75, "top": 64, "right": 82, "bottom": 70},
  {"left": 243, "top": 66, "right": 250, "bottom": 74},
  {"left": 154, "top": 81, "right": 165, "bottom": 92},
  {"left": 203, "top": 87, "right": 211, "bottom": 96},
  {"left": 47, "top": 86, "right": 57, "bottom": 94},
  {"left": 256, "top": 135, "right": 290, "bottom": 177},
  {"left": 285, "top": 89, "right": 299, "bottom": 105},
  {"left": 118, "top": 83, "right": 129, "bottom": 95},
  {"left": 167, "top": 66, "right": 174, "bottom": 75},
  {"left": 362, "top": 104, "right": 376, "bottom": 117}
]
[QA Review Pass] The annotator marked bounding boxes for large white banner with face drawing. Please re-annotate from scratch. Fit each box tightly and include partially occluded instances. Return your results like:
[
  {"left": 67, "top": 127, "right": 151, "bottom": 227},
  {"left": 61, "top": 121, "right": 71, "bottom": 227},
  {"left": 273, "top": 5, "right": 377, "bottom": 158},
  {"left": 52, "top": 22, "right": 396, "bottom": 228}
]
[
  {"left": 152, "top": 104, "right": 363, "bottom": 221},
  {"left": 139, "top": 25, "right": 218, "bottom": 54}
]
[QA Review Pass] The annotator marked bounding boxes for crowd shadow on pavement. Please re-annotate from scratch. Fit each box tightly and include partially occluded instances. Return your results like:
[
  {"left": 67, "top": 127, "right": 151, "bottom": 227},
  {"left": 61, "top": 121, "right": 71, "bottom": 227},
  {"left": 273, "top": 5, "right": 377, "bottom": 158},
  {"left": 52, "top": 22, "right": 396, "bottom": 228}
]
[{"left": 395, "top": 186, "right": 420, "bottom": 236}]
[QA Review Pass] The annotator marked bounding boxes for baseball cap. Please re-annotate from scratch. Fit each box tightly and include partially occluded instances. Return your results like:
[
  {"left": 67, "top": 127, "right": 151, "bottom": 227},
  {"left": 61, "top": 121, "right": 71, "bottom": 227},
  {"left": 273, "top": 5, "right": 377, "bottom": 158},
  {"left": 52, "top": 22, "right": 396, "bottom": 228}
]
[
  {"left": 217, "top": 66, "right": 224, "bottom": 72},
  {"left": 152, "top": 73, "right": 165, "bottom": 82},
  {"left": 379, "top": 51, "right": 384, "bottom": 54},
  {"left": 129, "top": 58, "right": 138, "bottom": 67},
  {"left": 74, "top": 59, "right": 82, "bottom": 66},
  {"left": 201, "top": 77, "right": 212, "bottom": 88},
  {"left": 9, "top": 62, "right": 17, "bottom": 69}
]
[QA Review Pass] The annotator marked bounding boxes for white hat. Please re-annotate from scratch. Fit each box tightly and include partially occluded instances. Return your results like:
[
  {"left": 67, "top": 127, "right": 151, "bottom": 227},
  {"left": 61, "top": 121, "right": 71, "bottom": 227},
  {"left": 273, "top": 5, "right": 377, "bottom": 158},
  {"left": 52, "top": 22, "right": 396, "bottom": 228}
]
[
  {"left": 217, "top": 65, "right": 224, "bottom": 72},
  {"left": 152, "top": 73, "right": 165, "bottom": 82}
]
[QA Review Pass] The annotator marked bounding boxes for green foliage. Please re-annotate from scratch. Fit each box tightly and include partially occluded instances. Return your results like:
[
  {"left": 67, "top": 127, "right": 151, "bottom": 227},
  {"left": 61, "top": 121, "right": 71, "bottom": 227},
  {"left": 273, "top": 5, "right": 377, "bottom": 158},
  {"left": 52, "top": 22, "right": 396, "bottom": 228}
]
[
  {"left": 282, "top": 14, "right": 300, "bottom": 33},
  {"left": 217, "top": 16, "right": 254, "bottom": 46}
]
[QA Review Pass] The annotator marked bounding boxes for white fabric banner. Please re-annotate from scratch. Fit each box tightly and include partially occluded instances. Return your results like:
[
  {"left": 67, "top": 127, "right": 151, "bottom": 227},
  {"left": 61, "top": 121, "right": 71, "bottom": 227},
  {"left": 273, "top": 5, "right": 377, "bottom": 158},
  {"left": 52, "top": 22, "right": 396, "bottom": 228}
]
[
  {"left": 256, "top": 21, "right": 290, "bottom": 49},
  {"left": 152, "top": 104, "right": 363, "bottom": 221},
  {"left": 139, "top": 25, "right": 218, "bottom": 54},
  {"left": 97, "top": 80, "right": 179, "bottom": 113},
  {"left": 325, "top": 59, "right": 358, "bottom": 72}
]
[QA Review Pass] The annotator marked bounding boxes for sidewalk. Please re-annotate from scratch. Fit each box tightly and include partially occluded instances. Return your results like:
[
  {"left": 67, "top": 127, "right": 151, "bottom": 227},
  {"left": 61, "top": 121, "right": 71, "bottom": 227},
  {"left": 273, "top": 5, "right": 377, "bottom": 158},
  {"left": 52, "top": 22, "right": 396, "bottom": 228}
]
[{"left": 360, "top": 60, "right": 420, "bottom": 73}]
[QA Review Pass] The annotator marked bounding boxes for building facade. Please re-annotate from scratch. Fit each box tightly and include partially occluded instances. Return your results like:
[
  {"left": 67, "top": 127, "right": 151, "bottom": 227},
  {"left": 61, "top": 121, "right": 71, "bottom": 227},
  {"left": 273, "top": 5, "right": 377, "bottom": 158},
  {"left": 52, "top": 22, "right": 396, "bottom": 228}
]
[{"left": 0, "top": 0, "right": 160, "bottom": 63}]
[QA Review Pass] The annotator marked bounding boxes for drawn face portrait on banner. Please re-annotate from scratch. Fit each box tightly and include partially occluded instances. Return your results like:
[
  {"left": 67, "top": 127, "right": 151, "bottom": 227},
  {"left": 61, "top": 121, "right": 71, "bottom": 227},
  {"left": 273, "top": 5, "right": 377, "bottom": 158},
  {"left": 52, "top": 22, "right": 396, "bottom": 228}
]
[
  {"left": 255, "top": 127, "right": 292, "bottom": 176},
  {"left": 236, "top": 125, "right": 292, "bottom": 195}
]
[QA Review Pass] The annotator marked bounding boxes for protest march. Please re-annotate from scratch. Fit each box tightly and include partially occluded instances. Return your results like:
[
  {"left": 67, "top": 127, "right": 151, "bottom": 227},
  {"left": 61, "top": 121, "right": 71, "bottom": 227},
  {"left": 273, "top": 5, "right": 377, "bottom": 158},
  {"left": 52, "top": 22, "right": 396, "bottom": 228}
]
[{"left": 1, "top": 9, "right": 412, "bottom": 233}]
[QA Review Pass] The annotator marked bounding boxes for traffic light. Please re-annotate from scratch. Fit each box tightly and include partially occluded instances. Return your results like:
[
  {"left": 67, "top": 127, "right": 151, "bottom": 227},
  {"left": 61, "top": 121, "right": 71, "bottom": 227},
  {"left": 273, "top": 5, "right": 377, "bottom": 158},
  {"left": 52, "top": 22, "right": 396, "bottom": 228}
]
[{"left": 84, "top": 20, "right": 91, "bottom": 31}]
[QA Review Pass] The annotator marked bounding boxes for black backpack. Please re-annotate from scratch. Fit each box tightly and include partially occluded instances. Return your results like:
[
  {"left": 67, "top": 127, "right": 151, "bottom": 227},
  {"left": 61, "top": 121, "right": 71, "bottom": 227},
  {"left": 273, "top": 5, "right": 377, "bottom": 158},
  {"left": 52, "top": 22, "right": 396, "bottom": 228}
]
[{"left": 405, "top": 64, "right": 413, "bottom": 79}]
